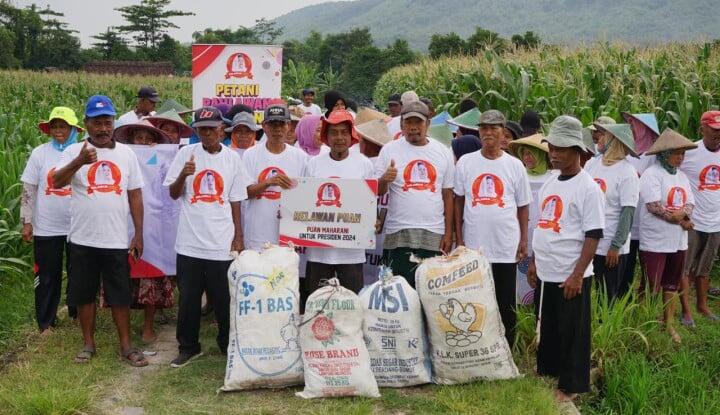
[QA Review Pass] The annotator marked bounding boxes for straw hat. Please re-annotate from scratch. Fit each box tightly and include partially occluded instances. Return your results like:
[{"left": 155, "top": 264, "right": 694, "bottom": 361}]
[
  {"left": 356, "top": 106, "right": 391, "bottom": 125},
  {"left": 38, "top": 106, "right": 84, "bottom": 134},
  {"left": 645, "top": 128, "right": 698, "bottom": 155},
  {"left": 355, "top": 119, "right": 392, "bottom": 147},
  {"left": 508, "top": 133, "right": 548, "bottom": 157},
  {"left": 146, "top": 110, "right": 194, "bottom": 138},
  {"left": 289, "top": 105, "right": 305, "bottom": 122},
  {"left": 593, "top": 123, "right": 638, "bottom": 157},
  {"left": 113, "top": 119, "right": 171, "bottom": 144}
]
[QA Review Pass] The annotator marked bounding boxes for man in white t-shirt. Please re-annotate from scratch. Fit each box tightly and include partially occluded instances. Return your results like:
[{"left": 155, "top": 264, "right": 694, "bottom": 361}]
[
  {"left": 53, "top": 95, "right": 147, "bottom": 367},
  {"left": 243, "top": 105, "right": 308, "bottom": 250},
  {"left": 527, "top": 115, "right": 605, "bottom": 402},
  {"left": 164, "top": 106, "right": 247, "bottom": 368},
  {"left": 375, "top": 100, "right": 455, "bottom": 288},
  {"left": 679, "top": 110, "right": 720, "bottom": 323},
  {"left": 300, "top": 89, "right": 322, "bottom": 116},
  {"left": 20, "top": 106, "right": 82, "bottom": 333},
  {"left": 301, "top": 109, "right": 374, "bottom": 310},
  {"left": 455, "top": 109, "right": 532, "bottom": 348},
  {"left": 116, "top": 86, "right": 159, "bottom": 127}
]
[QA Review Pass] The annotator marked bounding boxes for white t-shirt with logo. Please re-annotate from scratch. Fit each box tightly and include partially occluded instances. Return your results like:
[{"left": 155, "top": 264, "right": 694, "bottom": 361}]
[
  {"left": 585, "top": 159, "right": 640, "bottom": 255},
  {"left": 21, "top": 143, "right": 73, "bottom": 236},
  {"left": 454, "top": 151, "right": 532, "bottom": 263},
  {"left": 164, "top": 144, "right": 248, "bottom": 261},
  {"left": 627, "top": 154, "right": 655, "bottom": 241},
  {"left": 527, "top": 171, "right": 556, "bottom": 253},
  {"left": 532, "top": 170, "right": 605, "bottom": 283},
  {"left": 301, "top": 103, "right": 322, "bottom": 117},
  {"left": 374, "top": 138, "right": 455, "bottom": 235},
  {"left": 57, "top": 141, "right": 144, "bottom": 249},
  {"left": 242, "top": 142, "right": 308, "bottom": 250},
  {"left": 639, "top": 164, "right": 694, "bottom": 253},
  {"left": 680, "top": 141, "right": 720, "bottom": 233},
  {"left": 303, "top": 151, "right": 374, "bottom": 265}
]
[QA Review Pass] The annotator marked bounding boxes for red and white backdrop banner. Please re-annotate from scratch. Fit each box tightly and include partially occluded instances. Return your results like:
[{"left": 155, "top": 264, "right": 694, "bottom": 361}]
[{"left": 192, "top": 44, "right": 284, "bottom": 122}]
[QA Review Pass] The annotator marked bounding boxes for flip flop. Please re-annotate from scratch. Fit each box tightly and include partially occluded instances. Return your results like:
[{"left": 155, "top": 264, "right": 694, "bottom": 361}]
[
  {"left": 121, "top": 348, "right": 149, "bottom": 367},
  {"left": 680, "top": 317, "right": 696, "bottom": 329},
  {"left": 74, "top": 346, "right": 96, "bottom": 363}
]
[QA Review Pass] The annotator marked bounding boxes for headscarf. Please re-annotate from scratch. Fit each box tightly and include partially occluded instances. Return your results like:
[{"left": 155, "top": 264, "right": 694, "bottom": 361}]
[
  {"left": 518, "top": 145, "right": 548, "bottom": 176},
  {"left": 51, "top": 127, "right": 79, "bottom": 152},
  {"left": 296, "top": 115, "right": 323, "bottom": 156},
  {"left": 451, "top": 135, "right": 482, "bottom": 160},
  {"left": 323, "top": 90, "right": 346, "bottom": 118},
  {"left": 657, "top": 150, "right": 677, "bottom": 175},
  {"left": 601, "top": 136, "right": 629, "bottom": 166}
]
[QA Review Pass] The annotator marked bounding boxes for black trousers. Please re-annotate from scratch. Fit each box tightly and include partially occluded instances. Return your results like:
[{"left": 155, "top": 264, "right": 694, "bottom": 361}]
[
  {"left": 619, "top": 240, "right": 640, "bottom": 297},
  {"left": 301, "top": 261, "right": 363, "bottom": 314},
  {"left": 593, "top": 254, "right": 627, "bottom": 302},
  {"left": 534, "top": 277, "right": 592, "bottom": 394},
  {"left": 33, "top": 236, "right": 75, "bottom": 330},
  {"left": 176, "top": 254, "right": 231, "bottom": 355},
  {"left": 491, "top": 263, "right": 517, "bottom": 348}
]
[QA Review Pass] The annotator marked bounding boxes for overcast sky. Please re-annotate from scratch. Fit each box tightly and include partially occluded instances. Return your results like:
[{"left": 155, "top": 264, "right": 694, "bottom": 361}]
[{"left": 13, "top": 0, "right": 344, "bottom": 46}]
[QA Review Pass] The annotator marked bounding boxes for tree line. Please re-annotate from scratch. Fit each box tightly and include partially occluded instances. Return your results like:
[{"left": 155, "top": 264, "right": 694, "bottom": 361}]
[{"left": 0, "top": 0, "right": 541, "bottom": 101}]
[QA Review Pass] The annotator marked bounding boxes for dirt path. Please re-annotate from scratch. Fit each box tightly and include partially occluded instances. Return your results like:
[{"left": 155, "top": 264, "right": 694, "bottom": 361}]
[{"left": 96, "top": 320, "right": 177, "bottom": 415}]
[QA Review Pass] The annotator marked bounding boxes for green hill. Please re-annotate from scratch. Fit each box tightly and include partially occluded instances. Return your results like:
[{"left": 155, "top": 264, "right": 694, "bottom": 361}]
[{"left": 274, "top": 0, "right": 720, "bottom": 50}]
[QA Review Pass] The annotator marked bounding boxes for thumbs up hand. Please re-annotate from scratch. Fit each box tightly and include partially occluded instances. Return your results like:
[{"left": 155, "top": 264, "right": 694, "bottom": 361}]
[
  {"left": 381, "top": 159, "right": 398, "bottom": 183},
  {"left": 181, "top": 154, "right": 196, "bottom": 178},
  {"left": 77, "top": 141, "right": 97, "bottom": 165}
]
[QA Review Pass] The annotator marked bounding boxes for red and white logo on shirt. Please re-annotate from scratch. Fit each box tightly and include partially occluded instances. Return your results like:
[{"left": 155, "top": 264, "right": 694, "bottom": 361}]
[
  {"left": 45, "top": 167, "right": 71, "bottom": 197},
  {"left": 470, "top": 174, "right": 505, "bottom": 207},
  {"left": 87, "top": 161, "right": 122, "bottom": 195},
  {"left": 257, "top": 166, "right": 286, "bottom": 200},
  {"left": 191, "top": 169, "right": 224, "bottom": 205},
  {"left": 316, "top": 182, "right": 342, "bottom": 207},
  {"left": 698, "top": 165, "right": 720, "bottom": 191},
  {"left": 665, "top": 187, "right": 687, "bottom": 210},
  {"left": 538, "top": 195, "right": 563, "bottom": 233},
  {"left": 593, "top": 178, "right": 607, "bottom": 193},
  {"left": 402, "top": 160, "right": 437, "bottom": 192}
]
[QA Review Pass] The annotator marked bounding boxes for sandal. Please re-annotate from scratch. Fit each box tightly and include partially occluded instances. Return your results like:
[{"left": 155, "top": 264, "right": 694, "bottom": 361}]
[
  {"left": 121, "top": 348, "right": 149, "bottom": 367},
  {"left": 74, "top": 346, "right": 96, "bottom": 363}
]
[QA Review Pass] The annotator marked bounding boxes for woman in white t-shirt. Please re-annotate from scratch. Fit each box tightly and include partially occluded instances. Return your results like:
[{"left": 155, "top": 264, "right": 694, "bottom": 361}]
[
  {"left": 508, "top": 133, "right": 554, "bottom": 305},
  {"left": 584, "top": 123, "right": 640, "bottom": 302},
  {"left": 638, "top": 129, "right": 698, "bottom": 344},
  {"left": 20, "top": 106, "right": 83, "bottom": 334}
]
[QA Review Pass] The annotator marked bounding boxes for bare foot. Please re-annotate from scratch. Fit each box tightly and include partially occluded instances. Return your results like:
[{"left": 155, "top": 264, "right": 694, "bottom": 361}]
[
  {"left": 554, "top": 389, "right": 578, "bottom": 402},
  {"left": 40, "top": 328, "right": 53, "bottom": 337},
  {"left": 142, "top": 331, "right": 157, "bottom": 343},
  {"left": 667, "top": 325, "right": 681, "bottom": 344}
]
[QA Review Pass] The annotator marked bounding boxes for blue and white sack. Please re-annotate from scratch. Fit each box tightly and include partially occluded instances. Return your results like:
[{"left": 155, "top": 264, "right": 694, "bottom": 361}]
[{"left": 220, "top": 245, "right": 303, "bottom": 391}]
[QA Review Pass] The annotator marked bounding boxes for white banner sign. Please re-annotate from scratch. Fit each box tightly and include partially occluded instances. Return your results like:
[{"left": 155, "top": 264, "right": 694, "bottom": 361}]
[
  {"left": 192, "top": 44, "right": 283, "bottom": 121},
  {"left": 279, "top": 178, "right": 377, "bottom": 249}
]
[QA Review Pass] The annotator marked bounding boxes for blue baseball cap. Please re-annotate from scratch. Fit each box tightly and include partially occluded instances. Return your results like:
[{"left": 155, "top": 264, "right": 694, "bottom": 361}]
[{"left": 85, "top": 95, "right": 116, "bottom": 118}]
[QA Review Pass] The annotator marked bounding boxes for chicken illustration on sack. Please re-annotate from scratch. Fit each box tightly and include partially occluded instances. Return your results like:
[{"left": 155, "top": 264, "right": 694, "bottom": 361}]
[{"left": 438, "top": 298, "right": 484, "bottom": 347}]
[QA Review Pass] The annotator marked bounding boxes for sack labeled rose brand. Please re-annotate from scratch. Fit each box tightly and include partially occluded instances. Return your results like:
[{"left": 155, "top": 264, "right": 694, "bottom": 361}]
[
  {"left": 359, "top": 267, "right": 431, "bottom": 387},
  {"left": 415, "top": 247, "right": 519, "bottom": 384},
  {"left": 296, "top": 278, "right": 380, "bottom": 399},
  {"left": 220, "top": 245, "right": 303, "bottom": 391}
]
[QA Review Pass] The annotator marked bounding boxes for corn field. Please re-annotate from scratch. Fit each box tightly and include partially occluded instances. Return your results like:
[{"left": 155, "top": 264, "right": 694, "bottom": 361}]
[{"left": 375, "top": 43, "right": 720, "bottom": 138}]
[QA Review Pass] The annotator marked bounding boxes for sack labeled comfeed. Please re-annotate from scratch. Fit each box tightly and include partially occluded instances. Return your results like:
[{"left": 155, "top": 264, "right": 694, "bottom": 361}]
[
  {"left": 415, "top": 246, "right": 519, "bottom": 384},
  {"left": 221, "top": 245, "right": 303, "bottom": 391},
  {"left": 359, "top": 267, "right": 431, "bottom": 387},
  {"left": 297, "top": 278, "right": 380, "bottom": 399}
]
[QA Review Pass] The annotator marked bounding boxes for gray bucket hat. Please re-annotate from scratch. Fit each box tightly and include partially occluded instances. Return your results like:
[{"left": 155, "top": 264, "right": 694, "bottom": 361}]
[
  {"left": 225, "top": 112, "right": 259, "bottom": 132},
  {"left": 588, "top": 115, "right": 616, "bottom": 131},
  {"left": 593, "top": 123, "right": 638, "bottom": 157},
  {"left": 543, "top": 115, "right": 588, "bottom": 152}
]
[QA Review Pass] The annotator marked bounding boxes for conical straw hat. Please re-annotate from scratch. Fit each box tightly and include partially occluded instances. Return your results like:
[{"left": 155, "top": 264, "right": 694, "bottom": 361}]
[
  {"left": 356, "top": 106, "right": 391, "bottom": 125},
  {"left": 645, "top": 128, "right": 698, "bottom": 155}
]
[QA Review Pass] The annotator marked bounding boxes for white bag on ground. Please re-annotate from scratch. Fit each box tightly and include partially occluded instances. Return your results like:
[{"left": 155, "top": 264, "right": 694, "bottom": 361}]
[
  {"left": 221, "top": 245, "right": 303, "bottom": 391},
  {"left": 359, "top": 267, "right": 431, "bottom": 387},
  {"left": 415, "top": 246, "right": 519, "bottom": 384},
  {"left": 297, "top": 278, "right": 380, "bottom": 399}
]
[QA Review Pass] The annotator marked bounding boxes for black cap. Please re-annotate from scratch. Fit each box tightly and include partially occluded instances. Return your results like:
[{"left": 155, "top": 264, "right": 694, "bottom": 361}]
[
  {"left": 138, "top": 86, "right": 160, "bottom": 102},
  {"left": 191, "top": 106, "right": 223, "bottom": 128},
  {"left": 302, "top": 88, "right": 315, "bottom": 96},
  {"left": 520, "top": 110, "right": 542, "bottom": 135},
  {"left": 264, "top": 105, "right": 290, "bottom": 122},
  {"left": 505, "top": 120, "right": 524, "bottom": 140},
  {"left": 387, "top": 93, "right": 401, "bottom": 105}
]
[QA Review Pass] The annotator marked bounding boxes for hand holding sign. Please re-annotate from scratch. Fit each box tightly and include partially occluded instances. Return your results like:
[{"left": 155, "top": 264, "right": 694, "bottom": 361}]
[
  {"left": 182, "top": 154, "right": 196, "bottom": 178},
  {"left": 267, "top": 173, "right": 294, "bottom": 189}
]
